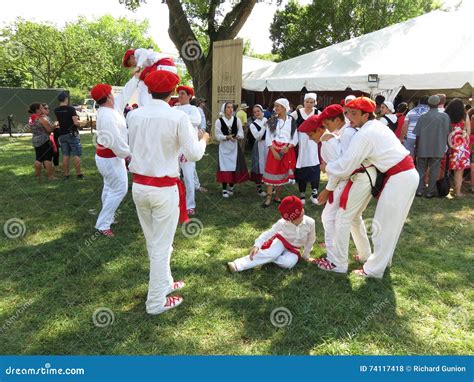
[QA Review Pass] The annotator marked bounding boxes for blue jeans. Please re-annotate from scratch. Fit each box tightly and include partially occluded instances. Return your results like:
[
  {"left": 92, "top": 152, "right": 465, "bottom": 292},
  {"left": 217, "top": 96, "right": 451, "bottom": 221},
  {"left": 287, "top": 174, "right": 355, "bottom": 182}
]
[{"left": 59, "top": 134, "right": 82, "bottom": 157}]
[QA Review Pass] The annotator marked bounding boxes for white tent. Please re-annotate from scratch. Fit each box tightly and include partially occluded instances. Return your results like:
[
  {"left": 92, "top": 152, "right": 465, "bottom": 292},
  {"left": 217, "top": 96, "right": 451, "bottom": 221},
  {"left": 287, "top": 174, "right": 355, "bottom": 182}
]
[
  {"left": 242, "top": 10, "right": 474, "bottom": 100},
  {"left": 242, "top": 56, "right": 277, "bottom": 75}
]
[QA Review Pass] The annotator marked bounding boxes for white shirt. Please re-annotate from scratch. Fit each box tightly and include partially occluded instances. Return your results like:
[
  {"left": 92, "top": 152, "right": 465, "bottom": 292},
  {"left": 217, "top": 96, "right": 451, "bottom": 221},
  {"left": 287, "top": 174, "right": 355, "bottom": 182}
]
[
  {"left": 326, "top": 119, "right": 410, "bottom": 178},
  {"left": 215, "top": 116, "right": 244, "bottom": 141},
  {"left": 254, "top": 215, "right": 316, "bottom": 259},
  {"left": 174, "top": 104, "right": 202, "bottom": 129},
  {"left": 291, "top": 108, "right": 319, "bottom": 168},
  {"left": 265, "top": 116, "right": 298, "bottom": 147},
  {"left": 127, "top": 99, "right": 206, "bottom": 178},
  {"left": 320, "top": 133, "right": 342, "bottom": 191},
  {"left": 338, "top": 125, "right": 357, "bottom": 154},
  {"left": 250, "top": 118, "right": 267, "bottom": 141},
  {"left": 95, "top": 76, "right": 138, "bottom": 158},
  {"left": 134, "top": 48, "right": 166, "bottom": 69},
  {"left": 380, "top": 114, "right": 397, "bottom": 127}
]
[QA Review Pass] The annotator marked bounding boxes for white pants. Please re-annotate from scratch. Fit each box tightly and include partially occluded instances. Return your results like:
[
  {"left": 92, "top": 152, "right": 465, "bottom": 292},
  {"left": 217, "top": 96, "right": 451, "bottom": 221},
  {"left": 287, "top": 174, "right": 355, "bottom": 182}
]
[
  {"left": 322, "top": 179, "right": 372, "bottom": 272},
  {"left": 330, "top": 169, "right": 375, "bottom": 272},
  {"left": 180, "top": 161, "right": 197, "bottom": 209},
  {"left": 193, "top": 167, "right": 201, "bottom": 190},
  {"left": 233, "top": 239, "right": 299, "bottom": 271},
  {"left": 132, "top": 182, "right": 180, "bottom": 314},
  {"left": 95, "top": 156, "right": 128, "bottom": 231},
  {"left": 138, "top": 81, "right": 152, "bottom": 107},
  {"left": 364, "top": 169, "right": 419, "bottom": 278}
]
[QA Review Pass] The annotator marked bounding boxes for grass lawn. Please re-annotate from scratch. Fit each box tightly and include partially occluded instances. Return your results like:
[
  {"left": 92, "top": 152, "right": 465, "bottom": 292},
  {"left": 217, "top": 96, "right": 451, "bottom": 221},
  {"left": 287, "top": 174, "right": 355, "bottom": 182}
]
[{"left": 0, "top": 134, "right": 473, "bottom": 355}]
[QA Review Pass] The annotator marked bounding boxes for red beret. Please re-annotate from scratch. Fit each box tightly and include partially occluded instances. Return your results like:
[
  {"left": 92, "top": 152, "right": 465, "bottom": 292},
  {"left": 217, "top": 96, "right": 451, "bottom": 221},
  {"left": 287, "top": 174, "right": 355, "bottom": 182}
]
[
  {"left": 298, "top": 114, "right": 323, "bottom": 133},
  {"left": 176, "top": 85, "right": 194, "bottom": 97},
  {"left": 91, "top": 84, "right": 112, "bottom": 102},
  {"left": 319, "top": 104, "right": 344, "bottom": 121},
  {"left": 144, "top": 70, "right": 180, "bottom": 93},
  {"left": 346, "top": 97, "right": 376, "bottom": 113},
  {"left": 278, "top": 196, "right": 304, "bottom": 221},
  {"left": 122, "top": 49, "right": 135, "bottom": 68}
]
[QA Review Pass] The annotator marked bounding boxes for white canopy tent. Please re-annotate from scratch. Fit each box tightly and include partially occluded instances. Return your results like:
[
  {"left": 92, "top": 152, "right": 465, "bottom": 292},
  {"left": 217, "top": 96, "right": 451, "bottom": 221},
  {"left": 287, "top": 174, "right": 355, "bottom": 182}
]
[{"left": 242, "top": 10, "right": 474, "bottom": 101}]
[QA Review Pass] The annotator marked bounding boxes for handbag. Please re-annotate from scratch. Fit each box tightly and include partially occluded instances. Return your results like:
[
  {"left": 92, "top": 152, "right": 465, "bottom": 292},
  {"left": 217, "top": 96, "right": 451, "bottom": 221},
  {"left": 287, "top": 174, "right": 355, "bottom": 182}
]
[
  {"left": 436, "top": 151, "right": 451, "bottom": 197},
  {"left": 361, "top": 165, "right": 385, "bottom": 198}
]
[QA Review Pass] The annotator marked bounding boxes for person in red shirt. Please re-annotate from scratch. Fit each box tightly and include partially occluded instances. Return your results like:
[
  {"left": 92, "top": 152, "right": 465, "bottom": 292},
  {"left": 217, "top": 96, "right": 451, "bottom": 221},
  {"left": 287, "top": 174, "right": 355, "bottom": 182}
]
[{"left": 394, "top": 102, "right": 408, "bottom": 140}]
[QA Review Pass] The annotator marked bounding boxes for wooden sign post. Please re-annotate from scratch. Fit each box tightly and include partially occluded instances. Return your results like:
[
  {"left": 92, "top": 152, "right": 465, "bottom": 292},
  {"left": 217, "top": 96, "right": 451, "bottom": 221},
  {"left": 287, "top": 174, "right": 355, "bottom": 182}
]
[{"left": 211, "top": 39, "right": 243, "bottom": 138}]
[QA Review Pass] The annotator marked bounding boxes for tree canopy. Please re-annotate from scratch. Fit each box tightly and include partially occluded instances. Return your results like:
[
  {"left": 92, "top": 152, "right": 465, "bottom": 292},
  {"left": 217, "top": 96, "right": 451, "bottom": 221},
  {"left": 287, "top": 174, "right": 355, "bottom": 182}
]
[{"left": 0, "top": 16, "right": 156, "bottom": 90}]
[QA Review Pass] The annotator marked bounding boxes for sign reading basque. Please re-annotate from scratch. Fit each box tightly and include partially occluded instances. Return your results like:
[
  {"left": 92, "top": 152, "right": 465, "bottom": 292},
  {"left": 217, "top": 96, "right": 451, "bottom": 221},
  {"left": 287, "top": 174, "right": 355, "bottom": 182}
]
[{"left": 212, "top": 38, "right": 243, "bottom": 138}]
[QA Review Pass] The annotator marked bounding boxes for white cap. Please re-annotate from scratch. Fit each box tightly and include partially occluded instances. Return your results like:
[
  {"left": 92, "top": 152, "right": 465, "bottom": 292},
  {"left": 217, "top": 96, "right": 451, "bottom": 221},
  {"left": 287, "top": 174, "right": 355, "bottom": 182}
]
[
  {"left": 344, "top": 95, "right": 356, "bottom": 104},
  {"left": 304, "top": 93, "right": 317, "bottom": 102},
  {"left": 274, "top": 98, "right": 290, "bottom": 112},
  {"left": 383, "top": 101, "right": 395, "bottom": 113}
]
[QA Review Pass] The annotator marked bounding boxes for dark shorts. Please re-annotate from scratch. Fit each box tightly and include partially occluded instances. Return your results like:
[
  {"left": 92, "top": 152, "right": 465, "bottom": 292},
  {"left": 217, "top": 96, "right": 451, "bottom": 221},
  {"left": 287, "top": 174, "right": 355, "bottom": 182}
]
[
  {"left": 59, "top": 133, "right": 82, "bottom": 157},
  {"left": 34, "top": 140, "right": 54, "bottom": 162},
  {"left": 295, "top": 165, "right": 320, "bottom": 182}
]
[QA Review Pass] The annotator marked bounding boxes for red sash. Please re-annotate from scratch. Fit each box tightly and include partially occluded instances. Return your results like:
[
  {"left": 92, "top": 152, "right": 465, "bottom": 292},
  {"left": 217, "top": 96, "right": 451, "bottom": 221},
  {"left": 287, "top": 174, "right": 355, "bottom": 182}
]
[
  {"left": 328, "top": 191, "right": 334, "bottom": 204},
  {"left": 139, "top": 58, "right": 176, "bottom": 81},
  {"left": 132, "top": 174, "right": 189, "bottom": 224},
  {"left": 378, "top": 155, "right": 415, "bottom": 197},
  {"left": 96, "top": 144, "right": 116, "bottom": 158},
  {"left": 261, "top": 233, "right": 301, "bottom": 258},
  {"left": 339, "top": 167, "right": 370, "bottom": 210}
]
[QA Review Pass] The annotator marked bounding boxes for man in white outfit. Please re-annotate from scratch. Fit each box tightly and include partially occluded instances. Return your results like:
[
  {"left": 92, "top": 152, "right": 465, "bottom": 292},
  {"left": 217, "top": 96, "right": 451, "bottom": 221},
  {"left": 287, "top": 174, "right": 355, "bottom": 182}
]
[
  {"left": 299, "top": 106, "right": 373, "bottom": 274},
  {"left": 91, "top": 72, "right": 140, "bottom": 237},
  {"left": 174, "top": 85, "right": 204, "bottom": 215},
  {"left": 127, "top": 70, "right": 209, "bottom": 314},
  {"left": 325, "top": 97, "right": 419, "bottom": 279}
]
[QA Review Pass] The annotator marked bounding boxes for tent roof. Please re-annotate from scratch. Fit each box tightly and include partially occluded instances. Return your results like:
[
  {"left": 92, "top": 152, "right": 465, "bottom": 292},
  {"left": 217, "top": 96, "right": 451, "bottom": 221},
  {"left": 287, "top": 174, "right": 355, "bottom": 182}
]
[
  {"left": 243, "top": 10, "right": 474, "bottom": 93},
  {"left": 242, "top": 56, "right": 277, "bottom": 74}
]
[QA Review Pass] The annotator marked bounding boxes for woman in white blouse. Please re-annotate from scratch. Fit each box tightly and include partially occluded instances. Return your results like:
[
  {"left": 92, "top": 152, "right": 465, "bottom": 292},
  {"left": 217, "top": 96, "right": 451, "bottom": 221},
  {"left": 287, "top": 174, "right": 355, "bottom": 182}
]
[
  {"left": 215, "top": 102, "right": 250, "bottom": 197},
  {"left": 262, "top": 98, "right": 298, "bottom": 207},
  {"left": 249, "top": 104, "right": 269, "bottom": 197}
]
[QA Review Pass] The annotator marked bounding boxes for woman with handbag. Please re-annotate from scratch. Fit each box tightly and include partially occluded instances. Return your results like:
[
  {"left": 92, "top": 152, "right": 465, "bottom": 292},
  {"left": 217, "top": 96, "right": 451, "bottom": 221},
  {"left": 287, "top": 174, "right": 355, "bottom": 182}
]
[{"left": 29, "top": 103, "right": 56, "bottom": 181}]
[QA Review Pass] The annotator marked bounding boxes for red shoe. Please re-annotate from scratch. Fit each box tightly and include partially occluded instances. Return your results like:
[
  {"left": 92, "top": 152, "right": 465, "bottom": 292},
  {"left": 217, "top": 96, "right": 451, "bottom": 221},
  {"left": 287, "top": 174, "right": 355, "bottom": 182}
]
[
  {"left": 148, "top": 295, "right": 184, "bottom": 315},
  {"left": 352, "top": 268, "right": 369, "bottom": 278},
  {"left": 170, "top": 280, "right": 185, "bottom": 293},
  {"left": 318, "top": 259, "right": 347, "bottom": 273},
  {"left": 163, "top": 295, "right": 183, "bottom": 310},
  {"left": 98, "top": 229, "right": 114, "bottom": 237}
]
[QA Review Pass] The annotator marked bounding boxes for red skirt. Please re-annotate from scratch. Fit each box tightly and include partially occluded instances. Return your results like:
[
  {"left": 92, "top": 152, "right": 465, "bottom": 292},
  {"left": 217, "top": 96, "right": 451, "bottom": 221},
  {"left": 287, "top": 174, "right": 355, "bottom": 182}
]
[
  {"left": 216, "top": 144, "right": 250, "bottom": 184},
  {"left": 262, "top": 142, "right": 296, "bottom": 186}
]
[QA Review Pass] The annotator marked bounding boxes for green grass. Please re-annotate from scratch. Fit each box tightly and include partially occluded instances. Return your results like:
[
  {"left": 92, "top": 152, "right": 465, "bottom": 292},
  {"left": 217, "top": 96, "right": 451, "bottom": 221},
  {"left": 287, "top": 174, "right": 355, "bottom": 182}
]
[{"left": 0, "top": 134, "right": 473, "bottom": 355}]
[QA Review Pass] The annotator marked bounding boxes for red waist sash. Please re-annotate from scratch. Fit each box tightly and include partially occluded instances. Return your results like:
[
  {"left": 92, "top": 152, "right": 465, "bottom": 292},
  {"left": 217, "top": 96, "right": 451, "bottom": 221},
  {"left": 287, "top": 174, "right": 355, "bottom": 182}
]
[
  {"left": 261, "top": 233, "right": 301, "bottom": 258},
  {"left": 339, "top": 166, "right": 372, "bottom": 210},
  {"left": 328, "top": 191, "right": 334, "bottom": 204},
  {"left": 132, "top": 173, "right": 189, "bottom": 224},
  {"left": 378, "top": 155, "right": 415, "bottom": 197},
  {"left": 96, "top": 144, "right": 116, "bottom": 158}
]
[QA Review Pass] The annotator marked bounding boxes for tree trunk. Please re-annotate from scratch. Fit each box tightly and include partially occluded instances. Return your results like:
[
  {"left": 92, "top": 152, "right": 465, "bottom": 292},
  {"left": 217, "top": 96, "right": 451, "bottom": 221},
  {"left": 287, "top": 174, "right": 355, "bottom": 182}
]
[{"left": 166, "top": 0, "right": 257, "bottom": 134}]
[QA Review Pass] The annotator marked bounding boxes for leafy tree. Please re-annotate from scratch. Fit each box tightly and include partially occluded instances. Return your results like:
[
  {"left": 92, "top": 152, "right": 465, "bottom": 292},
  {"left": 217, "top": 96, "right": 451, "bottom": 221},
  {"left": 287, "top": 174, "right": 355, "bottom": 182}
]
[
  {"left": 0, "top": 16, "right": 157, "bottom": 90},
  {"left": 1, "top": 19, "right": 102, "bottom": 88},
  {"left": 270, "top": 0, "right": 441, "bottom": 61},
  {"left": 123, "top": 0, "right": 260, "bottom": 113},
  {"left": 70, "top": 15, "right": 157, "bottom": 87}
]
